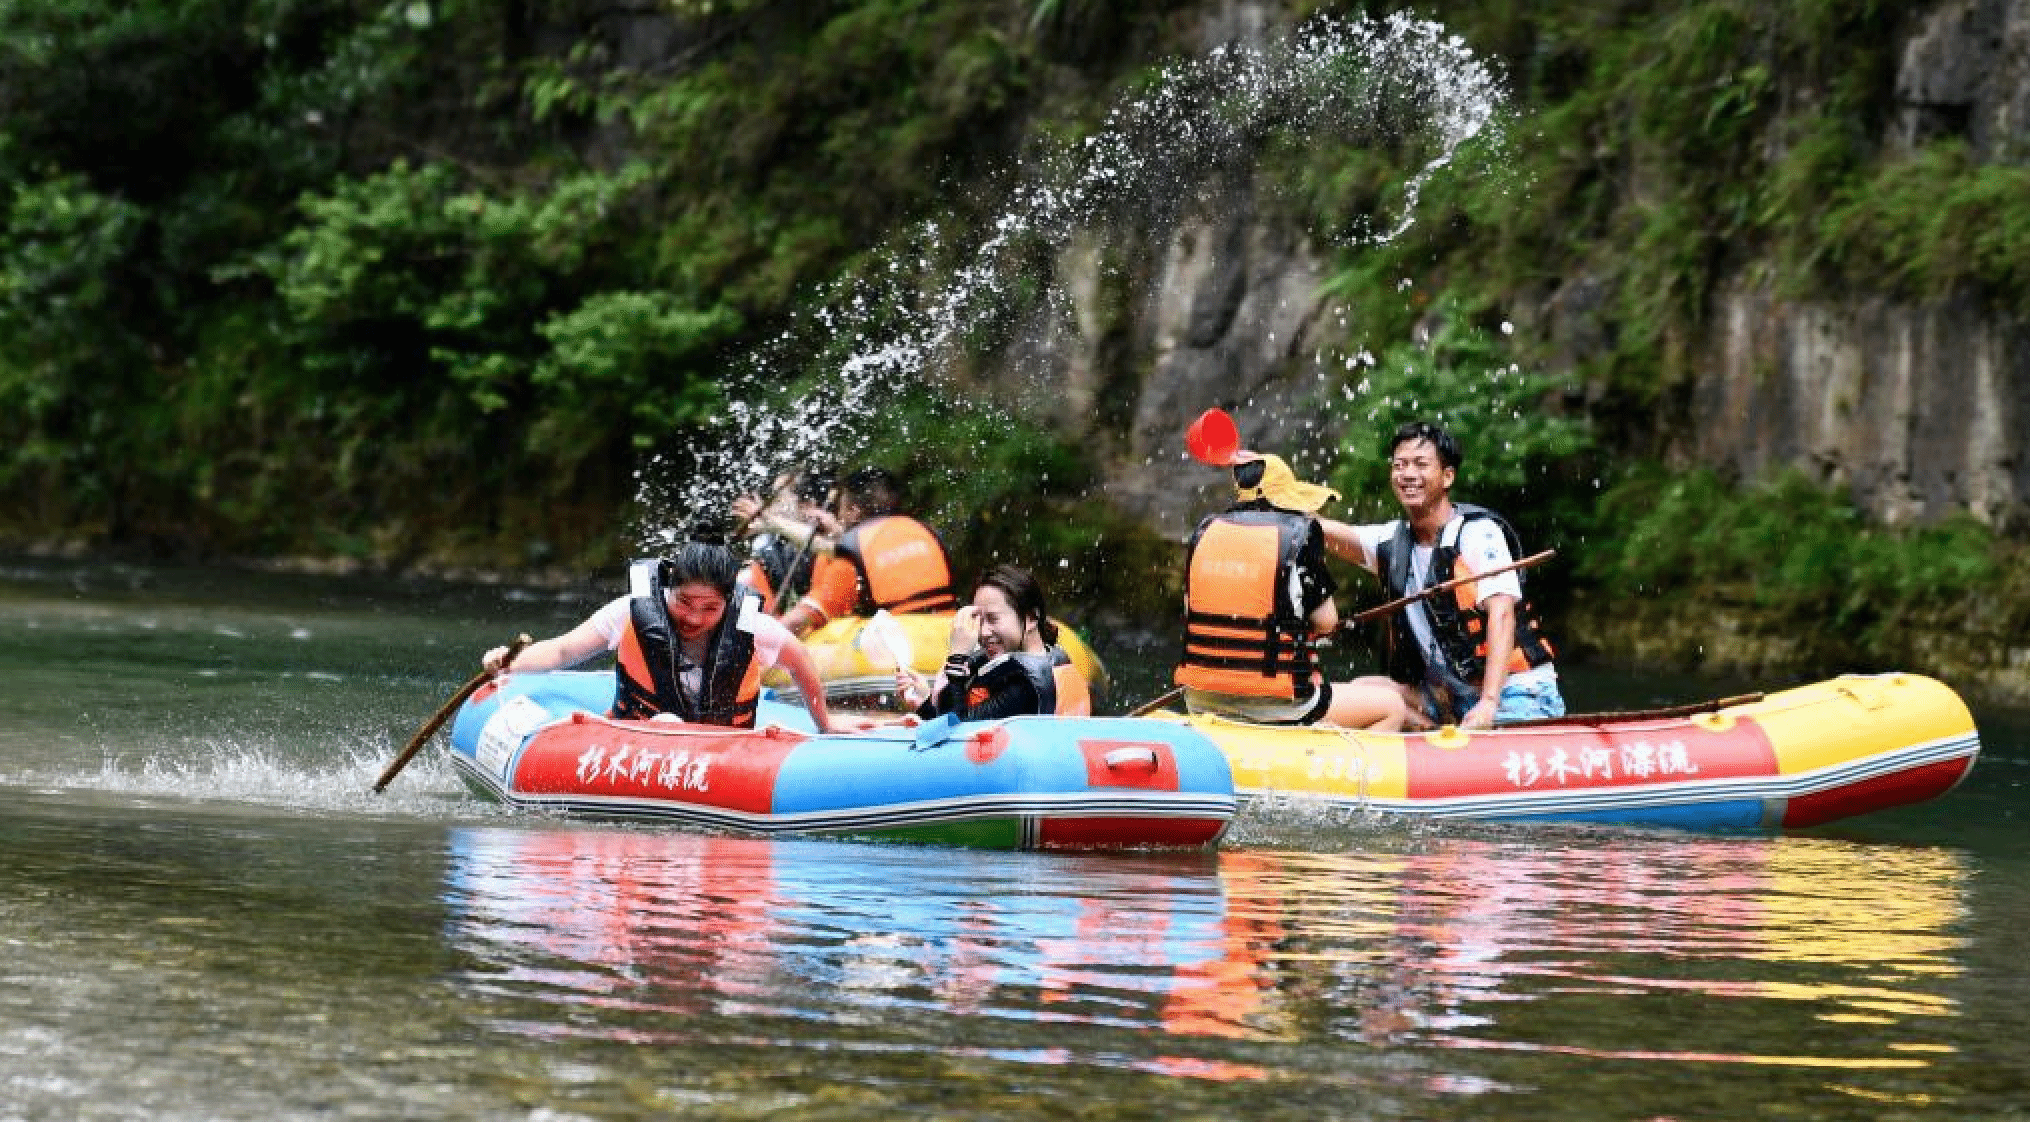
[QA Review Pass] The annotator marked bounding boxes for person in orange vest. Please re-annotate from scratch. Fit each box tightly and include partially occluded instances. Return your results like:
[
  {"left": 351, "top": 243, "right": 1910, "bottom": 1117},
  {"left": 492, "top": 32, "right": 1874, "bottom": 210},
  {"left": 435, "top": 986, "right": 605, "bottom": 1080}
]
[
  {"left": 898, "top": 563, "right": 1092, "bottom": 721},
  {"left": 1321, "top": 420, "right": 1563, "bottom": 730},
  {"left": 1174, "top": 452, "right": 1405, "bottom": 729},
  {"left": 480, "top": 542, "right": 837, "bottom": 731},
  {"left": 780, "top": 466, "right": 959, "bottom": 637}
]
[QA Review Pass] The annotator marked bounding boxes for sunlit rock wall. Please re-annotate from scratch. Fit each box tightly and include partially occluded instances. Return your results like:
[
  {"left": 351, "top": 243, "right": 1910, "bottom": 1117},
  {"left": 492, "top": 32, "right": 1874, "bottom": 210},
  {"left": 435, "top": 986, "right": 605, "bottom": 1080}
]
[
  {"left": 1688, "top": 0, "right": 2030, "bottom": 531},
  {"left": 1021, "top": 182, "right": 1345, "bottom": 542},
  {"left": 1697, "top": 286, "right": 2030, "bottom": 530}
]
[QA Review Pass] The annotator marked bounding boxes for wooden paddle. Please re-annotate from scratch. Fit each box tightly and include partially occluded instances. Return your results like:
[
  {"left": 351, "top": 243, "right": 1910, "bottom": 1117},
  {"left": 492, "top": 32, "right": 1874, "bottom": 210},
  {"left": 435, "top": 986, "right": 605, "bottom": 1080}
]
[
  {"left": 1342, "top": 549, "right": 1555, "bottom": 629},
  {"left": 1126, "top": 685, "right": 1186, "bottom": 717},
  {"left": 763, "top": 484, "right": 839, "bottom": 616},
  {"left": 1497, "top": 692, "right": 1764, "bottom": 730},
  {"left": 372, "top": 633, "right": 531, "bottom": 794}
]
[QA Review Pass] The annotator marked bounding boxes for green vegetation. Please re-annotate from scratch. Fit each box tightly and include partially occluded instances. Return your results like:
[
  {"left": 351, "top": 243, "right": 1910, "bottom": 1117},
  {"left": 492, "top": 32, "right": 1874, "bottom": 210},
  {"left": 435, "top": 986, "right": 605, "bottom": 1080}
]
[
  {"left": 1304, "top": 1, "right": 1907, "bottom": 396},
  {"left": 1585, "top": 468, "right": 2012, "bottom": 652},
  {"left": 1324, "top": 302, "right": 1592, "bottom": 524},
  {"left": 0, "top": 0, "right": 1053, "bottom": 566},
  {"left": 1817, "top": 142, "right": 2030, "bottom": 313},
  {"left": 0, "top": 0, "right": 2020, "bottom": 687}
]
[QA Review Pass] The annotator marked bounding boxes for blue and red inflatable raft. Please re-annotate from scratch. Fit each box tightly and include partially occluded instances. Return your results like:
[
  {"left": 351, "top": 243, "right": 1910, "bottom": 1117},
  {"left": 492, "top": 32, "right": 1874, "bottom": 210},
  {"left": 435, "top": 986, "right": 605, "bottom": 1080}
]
[{"left": 447, "top": 671, "right": 1236, "bottom": 850}]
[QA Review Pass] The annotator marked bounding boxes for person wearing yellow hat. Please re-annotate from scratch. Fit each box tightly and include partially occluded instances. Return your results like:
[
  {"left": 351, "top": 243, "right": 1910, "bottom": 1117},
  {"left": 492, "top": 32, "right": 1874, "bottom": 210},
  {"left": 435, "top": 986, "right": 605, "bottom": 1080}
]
[
  {"left": 1321, "top": 420, "right": 1564, "bottom": 730},
  {"left": 1172, "top": 449, "right": 1407, "bottom": 729}
]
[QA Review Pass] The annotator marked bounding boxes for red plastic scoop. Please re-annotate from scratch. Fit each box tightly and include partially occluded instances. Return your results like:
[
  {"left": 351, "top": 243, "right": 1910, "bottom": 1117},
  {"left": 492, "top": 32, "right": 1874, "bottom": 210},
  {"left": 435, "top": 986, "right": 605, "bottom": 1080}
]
[{"left": 1186, "top": 408, "right": 1240, "bottom": 466}]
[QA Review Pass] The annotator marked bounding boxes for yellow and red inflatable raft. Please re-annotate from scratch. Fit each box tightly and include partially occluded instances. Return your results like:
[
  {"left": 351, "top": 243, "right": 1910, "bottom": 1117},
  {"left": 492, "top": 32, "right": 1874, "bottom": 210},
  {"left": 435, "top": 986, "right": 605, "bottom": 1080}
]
[{"left": 1160, "top": 673, "right": 1979, "bottom": 830}]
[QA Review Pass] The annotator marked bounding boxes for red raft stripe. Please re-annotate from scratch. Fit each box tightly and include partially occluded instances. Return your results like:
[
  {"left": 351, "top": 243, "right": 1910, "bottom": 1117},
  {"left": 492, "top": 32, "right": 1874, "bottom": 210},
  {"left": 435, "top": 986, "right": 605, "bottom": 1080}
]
[
  {"left": 1038, "top": 817, "right": 1225, "bottom": 849},
  {"left": 1781, "top": 756, "right": 1975, "bottom": 829},
  {"left": 1405, "top": 719, "right": 1781, "bottom": 800},
  {"left": 509, "top": 716, "right": 805, "bottom": 814}
]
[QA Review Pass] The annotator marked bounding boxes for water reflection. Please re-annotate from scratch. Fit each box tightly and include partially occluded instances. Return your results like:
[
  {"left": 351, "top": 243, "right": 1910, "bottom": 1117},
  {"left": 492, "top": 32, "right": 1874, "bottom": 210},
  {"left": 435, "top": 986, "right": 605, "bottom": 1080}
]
[
  {"left": 443, "top": 825, "right": 1970, "bottom": 1093},
  {"left": 1350, "top": 835, "right": 1968, "bottom": 1071}
]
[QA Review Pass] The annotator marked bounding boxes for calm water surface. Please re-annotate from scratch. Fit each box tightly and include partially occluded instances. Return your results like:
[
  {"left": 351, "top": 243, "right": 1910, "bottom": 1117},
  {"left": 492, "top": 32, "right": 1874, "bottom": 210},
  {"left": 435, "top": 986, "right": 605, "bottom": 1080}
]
[{"left": 3, "top": 559, "right": 2026, "bottom": 1121}]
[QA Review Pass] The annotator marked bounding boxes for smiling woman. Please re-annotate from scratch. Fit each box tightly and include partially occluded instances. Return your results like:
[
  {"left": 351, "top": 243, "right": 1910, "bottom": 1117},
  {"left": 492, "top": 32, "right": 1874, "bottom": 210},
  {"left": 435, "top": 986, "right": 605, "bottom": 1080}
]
[
  {"left": 478, "top": 544, "right": 839, "bottom": 733},
  {"left": 901, "top": 563, "right": 1092, "bottom": 722}
]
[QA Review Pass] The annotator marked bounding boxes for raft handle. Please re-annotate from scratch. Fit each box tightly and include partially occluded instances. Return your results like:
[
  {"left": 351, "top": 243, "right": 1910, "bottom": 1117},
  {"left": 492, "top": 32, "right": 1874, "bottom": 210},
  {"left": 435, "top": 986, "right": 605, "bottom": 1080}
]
[
  {"left": 1104, "top": 746, "right": 1161, "bottom": 771},
  {"left": 1837, "top": 678, "right": 1890, "bottom": 711}
]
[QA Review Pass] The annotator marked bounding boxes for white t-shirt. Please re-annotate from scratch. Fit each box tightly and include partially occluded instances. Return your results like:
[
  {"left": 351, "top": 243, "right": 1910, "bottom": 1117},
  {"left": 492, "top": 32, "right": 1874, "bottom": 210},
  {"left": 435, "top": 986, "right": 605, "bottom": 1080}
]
[
  {"left": 1346, "top": 515, "right": 1555, "bottom": 685},
  {"left": 588, "top": 593, "right": 793, "bottom": 696}
]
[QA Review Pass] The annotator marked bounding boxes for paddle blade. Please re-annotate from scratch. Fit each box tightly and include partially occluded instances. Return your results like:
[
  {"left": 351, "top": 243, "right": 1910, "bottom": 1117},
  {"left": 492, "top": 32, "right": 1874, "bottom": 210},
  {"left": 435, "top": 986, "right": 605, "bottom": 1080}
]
[
  {"left": 1186, "top": 408, "right": 1240, "bottom": 466},
  {"left": 867, "top": 609, "right": 914, "bottom": 670}
]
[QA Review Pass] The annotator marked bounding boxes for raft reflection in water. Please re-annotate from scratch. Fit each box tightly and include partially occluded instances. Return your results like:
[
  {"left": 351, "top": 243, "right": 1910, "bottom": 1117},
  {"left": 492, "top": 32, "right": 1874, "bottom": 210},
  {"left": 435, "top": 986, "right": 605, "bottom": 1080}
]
[{"left": 442, "top": 825, "right": 1969, "bottom": 1090}]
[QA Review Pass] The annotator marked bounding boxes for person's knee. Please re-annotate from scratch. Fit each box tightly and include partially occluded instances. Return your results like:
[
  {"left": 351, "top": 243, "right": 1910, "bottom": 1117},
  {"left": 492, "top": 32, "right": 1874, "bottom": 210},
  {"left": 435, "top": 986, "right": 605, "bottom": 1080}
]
[
  {"left": 1328, "top": 681, "right": 1404, "bottom": 731},
  {"left": 1370, "top": 686, "right": 1407, "bottom": 730}
]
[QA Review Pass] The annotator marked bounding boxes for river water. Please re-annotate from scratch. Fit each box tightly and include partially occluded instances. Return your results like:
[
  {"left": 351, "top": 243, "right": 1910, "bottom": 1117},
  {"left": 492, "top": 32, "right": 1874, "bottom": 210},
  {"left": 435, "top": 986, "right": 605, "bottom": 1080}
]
[{"left": 3, "top": 557, "right": 2026, "bottom": 1121}]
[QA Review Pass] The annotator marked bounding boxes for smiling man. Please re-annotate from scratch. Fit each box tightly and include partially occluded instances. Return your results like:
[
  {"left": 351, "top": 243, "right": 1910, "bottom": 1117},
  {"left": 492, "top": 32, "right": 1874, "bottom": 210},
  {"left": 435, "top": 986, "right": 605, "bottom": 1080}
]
[
  {"left": 1321, "top": 420, "right": 1565, "bottom": 730},
  {"left": 481, "top": 542, "right": 836, "bottom": 732}
]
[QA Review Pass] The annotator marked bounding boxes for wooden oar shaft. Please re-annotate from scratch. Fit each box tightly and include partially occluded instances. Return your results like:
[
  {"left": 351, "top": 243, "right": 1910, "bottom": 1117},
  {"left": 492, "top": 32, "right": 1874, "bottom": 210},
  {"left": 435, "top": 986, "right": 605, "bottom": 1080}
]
[
  {"left": 372, "top": 633, "right": 530, "bottom": 794},
  {"left": 763, "top": 484, "right": 838, "bottom": 617},
  {"left": 1126, "top": 685, "right": 1186, "bottom": 717},
  {"left": 1345, "top": 549, "right": 1556, "bottom": 627},
  {"left": 1496, "top": 692, "right": 1764, "bottom": 730}
]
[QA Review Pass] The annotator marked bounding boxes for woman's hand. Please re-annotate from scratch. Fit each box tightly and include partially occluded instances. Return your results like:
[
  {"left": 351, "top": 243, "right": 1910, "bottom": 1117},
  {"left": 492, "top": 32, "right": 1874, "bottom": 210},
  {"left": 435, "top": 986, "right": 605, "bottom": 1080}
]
[
  {"left": 946, "top": 606, "right": 981, "bottom": 655},
  {"left": 895, "top": 668, "right": 931, "bottom": 707}
]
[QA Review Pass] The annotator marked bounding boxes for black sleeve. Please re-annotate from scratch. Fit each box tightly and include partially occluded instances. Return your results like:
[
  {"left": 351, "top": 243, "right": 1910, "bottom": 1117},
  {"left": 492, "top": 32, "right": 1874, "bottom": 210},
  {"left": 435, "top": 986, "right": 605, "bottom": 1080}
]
[
  {"left": 917, "top": 655, "right": 1043, "bottom": 721},
  {"left": 948, "top": 676, "right": 1045, "bottom": 722},
  {"left": 1297, "top": 520, "right": 1338, "bottom": 612}
]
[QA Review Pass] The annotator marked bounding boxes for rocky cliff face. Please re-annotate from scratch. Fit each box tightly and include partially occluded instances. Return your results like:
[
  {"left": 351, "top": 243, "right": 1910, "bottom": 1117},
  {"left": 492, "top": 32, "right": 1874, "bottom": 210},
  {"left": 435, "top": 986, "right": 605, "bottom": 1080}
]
[
  {"left": 1020, "top": 0, "right": 2030, "bottom": 541},
  {"left": 1689, "top": 2, "right": 2030, "bottom": 533},
  {"left": 1011, "top": 176, "right": 1345, "bottom": 541},
  {"left": 991, "top": 4, "right": 1409, "bottom": 541},
  {"left": 1695, "top": 287, "right": 2030, "bottom": 531}
]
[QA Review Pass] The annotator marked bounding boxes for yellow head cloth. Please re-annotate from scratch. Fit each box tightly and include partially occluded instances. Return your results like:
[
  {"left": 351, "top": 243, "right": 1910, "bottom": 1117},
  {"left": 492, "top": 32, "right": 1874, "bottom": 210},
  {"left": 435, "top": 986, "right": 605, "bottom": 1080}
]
[{"left": 1233, "top": 454, "right": 1339, "bottom": 513}]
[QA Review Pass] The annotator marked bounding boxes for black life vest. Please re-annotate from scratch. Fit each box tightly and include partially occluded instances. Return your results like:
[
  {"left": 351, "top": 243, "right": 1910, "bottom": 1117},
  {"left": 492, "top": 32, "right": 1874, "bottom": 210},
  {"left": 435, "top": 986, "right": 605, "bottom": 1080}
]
[
  {"left": 1172, "top": 507, "right": 1319, "bottom": 700},
  {"left": 745, "top": 532, "right": 813, "bottom": 609},
  {"left": 966, "top": 651, "right": 1059, "bottom": 717},
  {"left": 612, "top": 571, "right": 764, "bottom": 728},
  {"left": 1374, "top": 503, "right": 1556, "bottom": 689}
]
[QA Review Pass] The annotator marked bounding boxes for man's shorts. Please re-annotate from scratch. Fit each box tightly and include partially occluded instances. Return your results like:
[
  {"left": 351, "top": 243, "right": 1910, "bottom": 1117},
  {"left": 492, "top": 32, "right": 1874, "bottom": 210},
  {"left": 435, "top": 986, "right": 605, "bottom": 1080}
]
[
  {"left": 1423, "top": 674, "right": 1566, "bottom": 725},
  {"left": 1183, "top": 684, "right": 1334, "bottom": 726},
  {"left": 1495, "top": 675, "right": 1566, "bottom": 722}
]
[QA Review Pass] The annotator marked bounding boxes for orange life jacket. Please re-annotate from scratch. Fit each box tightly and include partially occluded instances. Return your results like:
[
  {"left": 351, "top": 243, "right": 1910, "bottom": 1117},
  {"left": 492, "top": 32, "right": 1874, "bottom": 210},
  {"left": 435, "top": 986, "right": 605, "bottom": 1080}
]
[
  {"left": 1050, "top": 645, "right": 1092, "bottom": 716},
  {"left": 738, "top": 559, "right": 775, "bottom": 609},
  {"left": 613, "top": 580, "right": 765, "bottom": 728},
  {"left": 1172, "top": 509, "right": 1318, "bottom": 700},
  {"left": 834, "top": 515, "right": 958, "bottom": 615}
]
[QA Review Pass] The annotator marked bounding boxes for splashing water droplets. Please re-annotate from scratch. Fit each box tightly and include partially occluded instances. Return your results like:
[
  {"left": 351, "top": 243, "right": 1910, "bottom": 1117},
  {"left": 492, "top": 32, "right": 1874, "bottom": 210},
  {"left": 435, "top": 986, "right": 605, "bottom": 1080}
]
[{"left": 636, "top": 13, "right": 1506, "bottom": 543}]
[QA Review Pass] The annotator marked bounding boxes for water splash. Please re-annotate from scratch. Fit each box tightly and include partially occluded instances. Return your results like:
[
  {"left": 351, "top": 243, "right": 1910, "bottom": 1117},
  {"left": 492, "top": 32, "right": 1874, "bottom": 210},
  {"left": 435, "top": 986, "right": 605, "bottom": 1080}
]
[
  {"left": 17, "top": 739, "right": 506, "bottom": 820},
  {"left": 635, "top": 12, "right": 1507, "bottom": 544}
]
